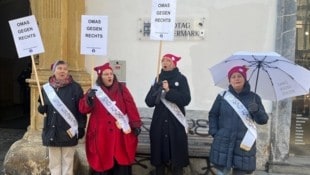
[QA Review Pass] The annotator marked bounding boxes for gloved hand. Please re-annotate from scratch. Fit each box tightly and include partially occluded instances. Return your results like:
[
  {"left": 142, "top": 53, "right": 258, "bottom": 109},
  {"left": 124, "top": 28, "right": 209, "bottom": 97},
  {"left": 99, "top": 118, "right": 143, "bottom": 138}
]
[
  {"left": 152, "top": 82, "right": 163, "bottom": 105},
  {"left": 133, "top": 127, "right": 141, "bottom": 136},
  {"left": 78, "top": 128, "right": 85, "bottom": 139},
  {"left": 38, "top": 104, "right": 47, "bottom": 114},
  {"left": 87, "top": 89, "right": 97, "bottom": 106},
  {"left": 248, "top": 102, "right": 259, "bottom": 113}
]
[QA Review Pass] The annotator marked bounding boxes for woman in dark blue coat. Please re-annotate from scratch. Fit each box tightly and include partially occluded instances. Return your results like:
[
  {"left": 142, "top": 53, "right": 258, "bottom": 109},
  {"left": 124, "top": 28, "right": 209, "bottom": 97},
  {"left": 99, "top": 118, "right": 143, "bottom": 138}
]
[
  {"left": 37, "top": 60, "right": 86, "bottom": 175},
  {"left": 145, "top": 53, "right": 191, "bottom": 175},
  {"left": 208, "top": 66, "right": 268, "bottom": 175}
]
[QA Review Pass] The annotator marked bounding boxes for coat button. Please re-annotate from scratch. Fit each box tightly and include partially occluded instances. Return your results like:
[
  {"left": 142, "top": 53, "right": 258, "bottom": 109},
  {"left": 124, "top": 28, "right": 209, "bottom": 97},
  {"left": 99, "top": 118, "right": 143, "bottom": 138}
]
[
  {"left": 52, "top": 125, "right": 55, "bottom": 128},
  {"left": 165, "top": 120, "right": 168, "bottom": 123}
]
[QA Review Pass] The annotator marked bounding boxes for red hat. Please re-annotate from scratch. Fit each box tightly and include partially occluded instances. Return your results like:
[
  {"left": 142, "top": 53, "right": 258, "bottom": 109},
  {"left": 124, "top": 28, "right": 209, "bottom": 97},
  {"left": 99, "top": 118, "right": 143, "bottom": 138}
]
[
  {"left": 162, "top": 53, "right": 181, "bottom": 66},
  {"left": 94, "top": 63, "right": 112, "bottom": 76},
  {"left": 228, "top": 66, "right": 248, "bottom": 79}
]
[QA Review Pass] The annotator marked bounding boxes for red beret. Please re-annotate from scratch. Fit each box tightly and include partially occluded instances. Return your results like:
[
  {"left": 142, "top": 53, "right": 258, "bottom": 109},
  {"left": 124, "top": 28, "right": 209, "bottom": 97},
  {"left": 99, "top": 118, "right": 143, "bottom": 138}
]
[
  {"left": 94, "top": 63, "right": 112, "bottom": 76},
  {"left": 228, "top": 66, "right": 248, "bottom": 80},
  {"left": 162, "top": 53, "right": 181, "bottom": 66}
]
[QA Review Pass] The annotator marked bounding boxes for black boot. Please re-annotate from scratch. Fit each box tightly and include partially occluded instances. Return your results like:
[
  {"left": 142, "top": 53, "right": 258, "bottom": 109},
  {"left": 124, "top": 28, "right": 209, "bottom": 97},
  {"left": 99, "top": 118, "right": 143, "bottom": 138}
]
[
  {"left": 155, "top": 165, "right": 165, "bottom": 175},
  {"left": 90, "top": 168, "right": 108, "bottom": 175},
  {"left": 172, "top": 166, "right": 183, "bottom": 175}
]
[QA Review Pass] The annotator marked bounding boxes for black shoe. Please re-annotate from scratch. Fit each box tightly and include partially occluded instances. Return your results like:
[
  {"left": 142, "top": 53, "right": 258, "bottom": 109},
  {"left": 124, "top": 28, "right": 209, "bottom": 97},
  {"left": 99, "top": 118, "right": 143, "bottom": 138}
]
[
  {"left": 172, "top": 167, "right": 183, "bottom": 175},
  {"left": 155, "top": 165, "right": 165, "bottom": 175}
]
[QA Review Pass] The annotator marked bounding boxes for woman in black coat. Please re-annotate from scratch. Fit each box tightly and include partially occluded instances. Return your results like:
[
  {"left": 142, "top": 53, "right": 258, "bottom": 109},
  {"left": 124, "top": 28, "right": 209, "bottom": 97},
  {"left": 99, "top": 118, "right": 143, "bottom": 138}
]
[
  {"left": 37, "top": 60, "right": 87, "bottom": 175},
  {"left": 208, "top": 66, "right": 269, "bottom": 175},
  {"left": 145, "top": 53, "right": 191, "bottom": 175}
]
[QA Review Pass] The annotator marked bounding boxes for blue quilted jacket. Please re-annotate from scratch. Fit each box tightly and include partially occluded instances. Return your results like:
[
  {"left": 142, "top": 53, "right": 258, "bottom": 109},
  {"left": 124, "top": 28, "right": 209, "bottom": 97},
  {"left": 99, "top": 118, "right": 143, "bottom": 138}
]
[{"left": 208, "top": 82, "right": 268, "bottom": 171}]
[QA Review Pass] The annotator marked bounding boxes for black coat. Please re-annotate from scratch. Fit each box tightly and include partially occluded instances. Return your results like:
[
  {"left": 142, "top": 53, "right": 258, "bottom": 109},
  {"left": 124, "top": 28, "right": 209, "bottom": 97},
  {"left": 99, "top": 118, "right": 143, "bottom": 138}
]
[
  {"left": 145, "top": 68, "right": 191, "bottom": 167},
  {"left": 39, "top": 80, "right": 87, "bottom": 147},
  {"left": 208, "top": 82, "right": 268, "bottom": 171}
]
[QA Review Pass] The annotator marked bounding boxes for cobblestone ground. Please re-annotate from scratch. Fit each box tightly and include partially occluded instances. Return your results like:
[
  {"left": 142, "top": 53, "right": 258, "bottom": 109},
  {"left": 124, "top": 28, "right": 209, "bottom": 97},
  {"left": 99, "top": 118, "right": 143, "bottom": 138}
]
[{"left": 0, "top": 128, "right": 26, "bottom": 175}]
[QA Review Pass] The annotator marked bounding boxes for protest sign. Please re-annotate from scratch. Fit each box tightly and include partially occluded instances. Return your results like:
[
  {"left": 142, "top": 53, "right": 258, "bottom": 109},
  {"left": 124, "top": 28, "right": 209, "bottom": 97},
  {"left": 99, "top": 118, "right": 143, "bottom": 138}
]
[
  {"left": 81, "top": 15, "right": 108, "bottom": 55},
  {"left": 9, "top": 15, "right": 44, "bottom": 58},
  {"left": 150, "top": 0, "right": 176, "bottom": 41}
]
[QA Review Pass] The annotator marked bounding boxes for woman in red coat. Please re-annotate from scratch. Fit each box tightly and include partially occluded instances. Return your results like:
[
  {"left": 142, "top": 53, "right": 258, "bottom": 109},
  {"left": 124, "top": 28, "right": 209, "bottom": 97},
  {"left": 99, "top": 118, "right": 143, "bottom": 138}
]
[{"left": 79, "top": 62, "right": 142, "bottom": 175}]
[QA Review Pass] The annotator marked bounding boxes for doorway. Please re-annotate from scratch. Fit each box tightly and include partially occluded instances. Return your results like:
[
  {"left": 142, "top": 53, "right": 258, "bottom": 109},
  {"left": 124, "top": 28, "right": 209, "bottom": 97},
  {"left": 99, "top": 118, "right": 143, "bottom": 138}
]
[
  {"left": 0, "top": 0, "right": 31, "bottom": 129},
  {"left": 290, "top": 0, "right": 310, "bottom": 156}
]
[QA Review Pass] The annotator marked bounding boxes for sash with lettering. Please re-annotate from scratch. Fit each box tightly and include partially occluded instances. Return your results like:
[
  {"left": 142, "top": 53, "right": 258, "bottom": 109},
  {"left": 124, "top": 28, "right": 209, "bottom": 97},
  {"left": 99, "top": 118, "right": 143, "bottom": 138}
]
[
  {"left": 43, "top": 83, "right": 78, "bottom": 138},
  {"left": 160, "top": 92, "right": 189, "bottom": 133},
  {"left": 93, "top": 84, "right": 131, "bottom": 133},
  {"left": 221, "top": 91, "right": 257, "bottom": 151}
]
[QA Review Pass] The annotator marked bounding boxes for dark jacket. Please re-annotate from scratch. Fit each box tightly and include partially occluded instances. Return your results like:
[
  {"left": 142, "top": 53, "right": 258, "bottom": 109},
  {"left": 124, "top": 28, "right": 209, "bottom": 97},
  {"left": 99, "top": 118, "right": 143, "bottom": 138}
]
[
  {"left": 39, "top": 80, "right": 87, "bottom": 147},
  {"left": 208, "top": 82, "right": 268, "bottom": 171},
  {"left": 145, "top": 68, "right": 191, "bottom": 167}
]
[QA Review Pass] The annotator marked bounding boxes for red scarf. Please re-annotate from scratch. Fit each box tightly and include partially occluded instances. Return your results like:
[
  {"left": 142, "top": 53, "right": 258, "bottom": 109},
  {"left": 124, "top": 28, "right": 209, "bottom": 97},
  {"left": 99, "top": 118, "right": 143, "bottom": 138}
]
[{"left": 49, "top": 75, "right": 73, "bottom": 88}]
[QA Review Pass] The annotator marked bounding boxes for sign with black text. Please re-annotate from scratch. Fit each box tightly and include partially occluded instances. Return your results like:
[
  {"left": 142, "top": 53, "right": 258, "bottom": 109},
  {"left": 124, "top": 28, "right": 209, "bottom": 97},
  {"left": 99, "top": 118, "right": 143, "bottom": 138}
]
[
  {"left": 9, "top": 15, "right": 44, "bottom": 58},
  {"left": 150, "top": 0, "right": 176, "bottom": 41},
  {"left": 80, "top": 15, "right": 108, "bottom": 55}
]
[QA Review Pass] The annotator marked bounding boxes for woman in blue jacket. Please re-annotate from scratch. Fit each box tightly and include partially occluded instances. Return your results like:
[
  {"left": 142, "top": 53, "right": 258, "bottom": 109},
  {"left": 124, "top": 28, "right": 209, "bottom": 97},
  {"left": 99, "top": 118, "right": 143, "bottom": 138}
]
[{"left": 208, "top": 66, "right": 269, "bottom": 175}]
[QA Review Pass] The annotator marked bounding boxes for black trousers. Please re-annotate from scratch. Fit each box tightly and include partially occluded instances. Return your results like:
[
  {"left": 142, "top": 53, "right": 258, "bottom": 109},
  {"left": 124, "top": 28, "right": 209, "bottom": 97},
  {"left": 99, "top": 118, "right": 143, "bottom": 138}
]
[
  {"left": 155, "top": 164, "right": 183, "bottom": 175},
  {"left": 90, "top": 163, "right": 132, "bottom": 175}
]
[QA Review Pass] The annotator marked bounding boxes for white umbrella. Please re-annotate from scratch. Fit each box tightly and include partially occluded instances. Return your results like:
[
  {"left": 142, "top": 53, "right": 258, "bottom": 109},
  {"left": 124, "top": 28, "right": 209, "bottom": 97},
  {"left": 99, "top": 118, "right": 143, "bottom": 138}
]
[{"left": 209, "top": 51, "right": 310, "bottom": 101}]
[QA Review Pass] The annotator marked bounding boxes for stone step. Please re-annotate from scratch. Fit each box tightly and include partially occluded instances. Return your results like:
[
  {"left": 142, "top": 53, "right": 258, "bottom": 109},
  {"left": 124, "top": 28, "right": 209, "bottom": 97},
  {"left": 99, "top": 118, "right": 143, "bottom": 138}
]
[{"left": 268, "top": 156, "right": 310, "bottom": 175}]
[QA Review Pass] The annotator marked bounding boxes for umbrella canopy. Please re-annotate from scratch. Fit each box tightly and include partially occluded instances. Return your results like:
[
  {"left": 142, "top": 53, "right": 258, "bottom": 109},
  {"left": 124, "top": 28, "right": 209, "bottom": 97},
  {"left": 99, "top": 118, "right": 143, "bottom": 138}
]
[{"left": 209, "top": 51, "right": 310, "bottom": 101}]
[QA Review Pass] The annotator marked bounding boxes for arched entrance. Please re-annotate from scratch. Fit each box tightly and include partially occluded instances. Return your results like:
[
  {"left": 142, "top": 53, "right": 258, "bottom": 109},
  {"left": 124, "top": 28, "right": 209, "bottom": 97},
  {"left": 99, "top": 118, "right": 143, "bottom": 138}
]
[{"left": 0, "top": 0, "right": 31, "bottom": 129}]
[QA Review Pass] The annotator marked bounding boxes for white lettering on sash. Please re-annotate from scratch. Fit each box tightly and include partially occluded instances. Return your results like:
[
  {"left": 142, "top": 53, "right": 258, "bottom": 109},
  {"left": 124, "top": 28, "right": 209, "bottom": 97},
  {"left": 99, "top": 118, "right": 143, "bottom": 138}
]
[
  {"left": 160, "top": 92, "right": 188, "bottom": 133},
  {"left": 93, "top": 85, "right": 131, "bottom": 133},
  {"left": 221, "top": 91, "right": 257, "bottom": 151},
  {"left": 43, "top": 83, "right": 78, "bottom": 137}
]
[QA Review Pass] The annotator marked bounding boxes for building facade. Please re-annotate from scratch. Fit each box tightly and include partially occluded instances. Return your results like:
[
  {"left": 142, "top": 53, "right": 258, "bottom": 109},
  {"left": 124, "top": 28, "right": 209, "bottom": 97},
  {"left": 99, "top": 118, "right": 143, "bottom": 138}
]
[{"left": 3, "top": 0, "right": 310, "bottom": 174}]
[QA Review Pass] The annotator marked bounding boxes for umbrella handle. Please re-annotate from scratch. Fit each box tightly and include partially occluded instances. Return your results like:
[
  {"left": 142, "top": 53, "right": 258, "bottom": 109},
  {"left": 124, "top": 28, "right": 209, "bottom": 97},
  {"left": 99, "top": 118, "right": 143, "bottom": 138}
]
[{"left": 254, "top": 60, "right": 262, "bottom": 93}]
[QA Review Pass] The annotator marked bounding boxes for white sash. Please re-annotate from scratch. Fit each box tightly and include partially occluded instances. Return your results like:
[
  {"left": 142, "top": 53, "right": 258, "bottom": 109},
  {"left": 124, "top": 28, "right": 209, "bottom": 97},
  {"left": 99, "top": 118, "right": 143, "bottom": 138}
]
[
  {"left": 160, "top": 92, "right": 188, "bottom": 133},
  {"left": 93, "top": 84, "right": 131, "bottom": 133},
  {"left": 221, "top": 91, "right": 257, "bottom": 151},
  {"left": 43, "top": 83, "right": 78, "bottom": 138}
]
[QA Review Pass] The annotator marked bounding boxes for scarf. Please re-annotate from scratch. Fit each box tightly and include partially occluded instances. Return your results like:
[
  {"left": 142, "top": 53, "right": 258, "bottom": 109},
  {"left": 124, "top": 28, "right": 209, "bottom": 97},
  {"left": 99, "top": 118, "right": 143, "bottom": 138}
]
[
  {"left": 158, "top": 67, "right": 180, "bottom": 82},
  {"left": 49, "top": 75, "right": 73, "bottom": 88}
]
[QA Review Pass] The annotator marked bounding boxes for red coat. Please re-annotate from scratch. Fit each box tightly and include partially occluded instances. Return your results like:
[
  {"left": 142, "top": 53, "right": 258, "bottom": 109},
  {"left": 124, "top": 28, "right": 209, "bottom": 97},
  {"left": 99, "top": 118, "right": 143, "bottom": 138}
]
[{"left": 79, "top": 82, "right": 142, "bottom": 172}]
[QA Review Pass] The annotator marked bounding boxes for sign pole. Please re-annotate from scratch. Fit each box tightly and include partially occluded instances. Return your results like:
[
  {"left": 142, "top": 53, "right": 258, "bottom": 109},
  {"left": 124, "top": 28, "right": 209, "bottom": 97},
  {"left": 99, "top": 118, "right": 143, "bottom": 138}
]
[
  {"left": 31, "top": 55, "right": 44, "bottom": 105},
  {"left": 156, "top": 40, "right": 163, "bottom": 82}
]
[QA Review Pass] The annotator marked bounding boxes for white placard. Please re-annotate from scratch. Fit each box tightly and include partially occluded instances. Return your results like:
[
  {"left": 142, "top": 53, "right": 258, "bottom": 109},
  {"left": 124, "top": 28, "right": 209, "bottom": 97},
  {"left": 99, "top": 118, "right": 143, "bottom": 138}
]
[
  {"left": 80, "top": 15, "right": 108, "bottom": 56},
  {"left": 9, "top": 15, "right": 44, "bottom": 58},
  {"left": 150, "top": 0, "right": 177, "bottom": 41}
]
